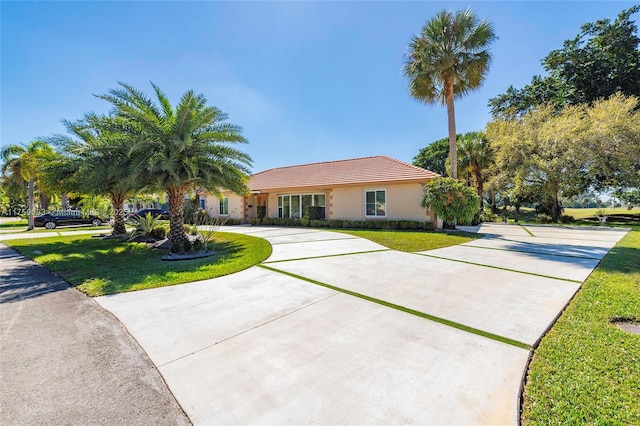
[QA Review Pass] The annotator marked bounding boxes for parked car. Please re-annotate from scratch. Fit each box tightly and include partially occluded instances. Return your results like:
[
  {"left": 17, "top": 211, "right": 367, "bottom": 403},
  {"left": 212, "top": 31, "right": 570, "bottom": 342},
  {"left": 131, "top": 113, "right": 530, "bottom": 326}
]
[
  {"left": 130, "top": 208, "right": 169, "bottom": 220},
  {"left": 34, "top": 211, "right": 109, "bottom": 229}
]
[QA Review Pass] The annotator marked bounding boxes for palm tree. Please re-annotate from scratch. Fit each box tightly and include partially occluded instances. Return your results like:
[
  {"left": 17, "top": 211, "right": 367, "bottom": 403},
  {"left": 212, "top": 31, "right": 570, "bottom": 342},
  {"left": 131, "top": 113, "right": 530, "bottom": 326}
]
[
  {"left": 98, "top": 82, "right": 252, "bottom": 248},
  {"left": 403, "top": 8, "right": 496, "bottom": 179},
  {"left": 458, "top": 131, "right": 492, "bottom": 210},
  {"left": 1, "top": 140, "right": 56, "bottom": 230},
  {"left": 50, "top": 114, "right": 138, "bottom": 236}
]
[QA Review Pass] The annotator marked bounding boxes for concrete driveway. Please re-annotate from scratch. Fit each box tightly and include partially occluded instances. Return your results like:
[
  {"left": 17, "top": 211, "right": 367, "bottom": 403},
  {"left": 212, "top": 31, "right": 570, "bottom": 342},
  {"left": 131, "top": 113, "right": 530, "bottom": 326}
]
[{"left": 96, "top": 223, "right": 628, "bottom": 425}]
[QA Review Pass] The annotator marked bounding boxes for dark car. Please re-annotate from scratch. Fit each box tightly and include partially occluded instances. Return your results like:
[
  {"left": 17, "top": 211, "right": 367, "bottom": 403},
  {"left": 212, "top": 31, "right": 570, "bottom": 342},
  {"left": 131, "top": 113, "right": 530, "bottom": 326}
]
[
  {"left": 130, "top": 208, "right": 169, "bottom": 220},
  {"left": 34, "top": 210, "right": 108, "bottom": 229}
]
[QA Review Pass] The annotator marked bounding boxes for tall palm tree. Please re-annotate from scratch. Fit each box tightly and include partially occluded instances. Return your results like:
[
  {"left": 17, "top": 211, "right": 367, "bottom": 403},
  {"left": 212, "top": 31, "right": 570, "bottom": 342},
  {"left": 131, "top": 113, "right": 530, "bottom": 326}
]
[
  {"left": 98, "top": 82, "right": 252, "bottom": 248},
  {"left": 50, "top": 114, "right": 138, "bottom": 236},
  {"left": 404, "top": 8, "right": 496, "bottom": 179},
  {"left": 1, "top": 140, "right": 56, "bottom": 230},
  {"left": 458, "top": 131, "right": 492, "bottom": 210}
]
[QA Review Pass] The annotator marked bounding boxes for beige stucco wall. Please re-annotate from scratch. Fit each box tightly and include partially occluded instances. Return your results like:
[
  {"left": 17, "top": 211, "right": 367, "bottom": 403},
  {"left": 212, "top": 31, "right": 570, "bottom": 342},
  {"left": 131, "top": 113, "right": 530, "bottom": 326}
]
[
  {"left": 330, "top": 183, "right": 433, "bottom": 222},
  {"left": 204, "top": 193, "right": 244, "bottom": 221}
]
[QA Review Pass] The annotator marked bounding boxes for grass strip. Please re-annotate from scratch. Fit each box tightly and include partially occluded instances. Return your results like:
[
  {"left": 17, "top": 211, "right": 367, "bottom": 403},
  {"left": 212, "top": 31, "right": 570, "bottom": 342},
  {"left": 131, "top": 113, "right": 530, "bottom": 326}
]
[
  {"left": 415, "top": 252, "right": 582, "bottom": 283},
  {"left": 259, "top": 264, "right": 532, "bottom": 350},
  {"left": 521, "top": 229, "right": 640, "bottom": 425},
  {"left": 263, "top": 249, "right": 390, "bottom": 264},
  {"left": 519, "top": 224, "right": 536, "bottom": 237}
]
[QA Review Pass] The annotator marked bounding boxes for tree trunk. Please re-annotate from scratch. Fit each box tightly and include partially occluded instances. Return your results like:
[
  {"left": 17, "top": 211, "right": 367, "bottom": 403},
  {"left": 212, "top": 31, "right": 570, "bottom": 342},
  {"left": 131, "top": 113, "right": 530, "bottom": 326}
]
[
  {"left": 471, "top": 162, "right": 483, "bottom": 211},
  {"left": 61, "top": 193, "right": 70, "bottom": 210},
  {"left": 514, "top": 199, "right": 521, "bottom": 223},
  {"left": 444, "top": 78, "right": 457, "bottom": 180},
  {"left": 39, "top": 193, "right": 50, "bottom": 210},
  {"left": 167, "top": 185, "right": 186, "bottom": 249},
  {"left": 110, "top": 191, "right": 128, "bottom": 236},
  {"left": 27, "top": 177, "right": 35, "bottom": 231}
]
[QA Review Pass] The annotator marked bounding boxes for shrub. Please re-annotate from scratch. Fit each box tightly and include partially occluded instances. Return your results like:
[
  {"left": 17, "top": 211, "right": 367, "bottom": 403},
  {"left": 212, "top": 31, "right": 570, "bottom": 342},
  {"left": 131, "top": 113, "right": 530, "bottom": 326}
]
[
  {"left": 190, "top": 224, "right": 198, "bottom": 235},
  {"left": 421, "top": 178, "right": 480, "bottom": 228},
  {"left": 148, "top": 226, "right": 167, "bottom": 240},
  {"left": 183, "top": 224, "right": 191, "bottom": 234},
  {"left": 304, "top": 205, "right": 325, "bottom": 220},
  {"left": 536, "top": 213, "right": 554, "bottom": 224},
  {"left": 559, "top": 214, "right": 575, "bottom": 224},
  {"left": 256, "top": 205, "right": 266, "bottom": 221}
]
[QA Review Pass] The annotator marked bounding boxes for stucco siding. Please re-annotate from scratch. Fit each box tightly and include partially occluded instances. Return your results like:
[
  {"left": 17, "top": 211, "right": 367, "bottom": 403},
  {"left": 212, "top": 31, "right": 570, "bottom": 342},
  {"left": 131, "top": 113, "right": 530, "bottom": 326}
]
[{"left": 204, "top": 193, "right": 244, "bottom": 221}]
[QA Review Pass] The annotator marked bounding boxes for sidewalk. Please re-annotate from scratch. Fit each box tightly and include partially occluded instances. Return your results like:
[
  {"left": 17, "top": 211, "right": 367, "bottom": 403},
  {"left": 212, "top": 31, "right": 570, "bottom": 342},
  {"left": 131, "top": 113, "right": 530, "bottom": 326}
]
[{"left": 0, "top": 243, "right": 190, "bottom": 425}]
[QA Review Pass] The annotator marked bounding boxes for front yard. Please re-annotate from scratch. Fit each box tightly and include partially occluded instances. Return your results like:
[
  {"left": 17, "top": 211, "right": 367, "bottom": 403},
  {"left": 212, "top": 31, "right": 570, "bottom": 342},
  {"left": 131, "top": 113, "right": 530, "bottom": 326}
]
[
  {"left": 5, "top": 232, "right": 272, "bottom": 296},
  {"left": 521, "top": 229, "right": 640, "bottom": 425}
]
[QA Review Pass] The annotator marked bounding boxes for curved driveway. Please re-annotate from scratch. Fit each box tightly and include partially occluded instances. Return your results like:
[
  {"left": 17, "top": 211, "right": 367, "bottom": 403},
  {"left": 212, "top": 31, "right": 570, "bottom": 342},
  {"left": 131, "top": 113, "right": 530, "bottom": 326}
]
[{"left": 96, "top": 223, "right": 628, "bottom": 425}]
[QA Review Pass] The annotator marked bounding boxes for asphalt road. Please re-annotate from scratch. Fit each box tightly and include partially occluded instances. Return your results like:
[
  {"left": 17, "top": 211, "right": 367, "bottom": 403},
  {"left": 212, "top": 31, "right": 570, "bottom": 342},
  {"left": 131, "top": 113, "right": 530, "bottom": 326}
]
[{"left": 0, "top": 243, "right": 190, "bottom": 425}]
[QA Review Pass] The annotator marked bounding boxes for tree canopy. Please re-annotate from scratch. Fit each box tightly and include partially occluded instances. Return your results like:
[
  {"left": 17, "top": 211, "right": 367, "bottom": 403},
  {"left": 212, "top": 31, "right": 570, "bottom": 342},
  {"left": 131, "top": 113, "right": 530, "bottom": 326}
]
[
  {"left": 489, "top": 6, "right": 640, "bottom": 118},
  {"left": 404, "top": 8, "right": 496, "bottom": 179}
]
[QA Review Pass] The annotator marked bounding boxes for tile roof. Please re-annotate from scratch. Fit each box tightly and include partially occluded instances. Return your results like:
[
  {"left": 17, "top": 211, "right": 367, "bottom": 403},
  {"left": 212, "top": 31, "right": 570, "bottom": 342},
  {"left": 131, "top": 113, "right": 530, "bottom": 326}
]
[{"left": 248, "top": 156, "right": 439, "bottom": 191}]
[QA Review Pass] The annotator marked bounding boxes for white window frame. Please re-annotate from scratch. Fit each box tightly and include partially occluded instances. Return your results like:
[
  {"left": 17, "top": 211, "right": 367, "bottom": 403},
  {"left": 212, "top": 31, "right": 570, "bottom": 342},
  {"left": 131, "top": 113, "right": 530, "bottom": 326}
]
[
  {"left": 365, "top": 189, "right": 386, "bottom": 218},
  {"left": 277, "top": 193, "right": 326, "bottom": 219},
  {"left": 219, "top": 196, "right": 229, "bottom": 215}
]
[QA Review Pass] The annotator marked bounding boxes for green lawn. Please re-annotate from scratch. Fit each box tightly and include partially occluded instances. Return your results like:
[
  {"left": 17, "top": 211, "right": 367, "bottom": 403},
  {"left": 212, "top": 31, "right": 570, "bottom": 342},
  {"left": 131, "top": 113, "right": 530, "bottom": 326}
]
[
  {"left": 521, "top": 229, "right": 640, "bottom": 425},
  {"left": 335, "top": 229, "right": 481, "bottom": 252},
  {"left": 5, "top": 232, "right": 272, "bottom": 296}
]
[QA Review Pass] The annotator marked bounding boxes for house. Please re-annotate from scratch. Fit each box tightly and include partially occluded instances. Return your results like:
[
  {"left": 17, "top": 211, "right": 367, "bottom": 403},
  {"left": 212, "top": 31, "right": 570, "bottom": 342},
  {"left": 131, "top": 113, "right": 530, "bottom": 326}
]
[{"left": 203, "top": 155, "right": 442, "bottom": 227}]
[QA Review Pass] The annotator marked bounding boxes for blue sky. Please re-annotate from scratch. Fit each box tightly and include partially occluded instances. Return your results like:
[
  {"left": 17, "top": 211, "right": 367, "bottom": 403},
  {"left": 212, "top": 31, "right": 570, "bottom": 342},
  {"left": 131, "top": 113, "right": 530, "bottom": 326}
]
[{"left": 1, "top": 1, "right": 635, "bottom": 173}]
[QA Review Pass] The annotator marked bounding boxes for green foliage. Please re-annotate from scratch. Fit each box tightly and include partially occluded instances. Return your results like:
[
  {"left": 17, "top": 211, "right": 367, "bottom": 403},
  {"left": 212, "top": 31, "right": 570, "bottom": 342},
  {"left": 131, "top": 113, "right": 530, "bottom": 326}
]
[
  {"left": 96, "top": 82, "right": 252, "bottom": 247},
  {"left": 303, "top": 205, "right": 325, "bottom": 220},
  {"left": 403, "top": 8, "right": 496, "bottom": 179},
  {"left": 489, "top": 6, "right": 640, "bottom": 118},
  {"left": 127, "top": 212, "right": 165, "bottom": 241},
  {"left": 620, "top": 188, "right": 640, "bottom": 209},
  {"left": 535, "top": 213, "right": 553, "bottom": 224},
  {"left": 421, "top": 177, "right": 480, "bottom": 227},
  {"left": 256, "top": 205, "right": 266, "bottom": 220},
  {"left": 558, "top": 214, "right": 575, "bottom": 224},
  {"left": 412, "top": 137, "right": 450, "bottom": 175}
]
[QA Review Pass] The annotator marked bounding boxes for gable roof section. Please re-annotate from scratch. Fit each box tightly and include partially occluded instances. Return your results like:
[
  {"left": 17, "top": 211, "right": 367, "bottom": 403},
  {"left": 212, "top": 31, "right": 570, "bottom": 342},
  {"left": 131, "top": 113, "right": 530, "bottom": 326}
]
[{"left": 248, "top": 155, "right": 439, "bottom": 192}]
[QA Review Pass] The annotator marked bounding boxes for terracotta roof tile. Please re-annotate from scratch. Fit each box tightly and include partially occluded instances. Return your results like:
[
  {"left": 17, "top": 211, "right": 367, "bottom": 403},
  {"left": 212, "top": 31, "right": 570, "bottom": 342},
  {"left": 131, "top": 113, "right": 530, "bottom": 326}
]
[{"left": 248, "top": 156, "right": 439, "bottom": 192}]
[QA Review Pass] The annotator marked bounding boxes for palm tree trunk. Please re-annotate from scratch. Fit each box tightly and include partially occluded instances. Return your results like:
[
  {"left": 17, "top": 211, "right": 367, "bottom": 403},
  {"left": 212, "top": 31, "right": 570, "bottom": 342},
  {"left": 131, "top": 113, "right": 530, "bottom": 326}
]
[
  {"left": 471, "top": 162, "right": 483, "bottom": 210},
  {"left": 444, "top": 78, "right": 457, "bottom": 180},
  {"left": 27, "top": 177, "right": 35, "bottom": 231},
  {"left": 110, "top": 191, "right": 128, "bottom": 236},
  {"left": 61, "top": 193, "right": 70, "bottom": 210},
  {"left": 167, "top": 185, "right": 186, "bottom": 249}
]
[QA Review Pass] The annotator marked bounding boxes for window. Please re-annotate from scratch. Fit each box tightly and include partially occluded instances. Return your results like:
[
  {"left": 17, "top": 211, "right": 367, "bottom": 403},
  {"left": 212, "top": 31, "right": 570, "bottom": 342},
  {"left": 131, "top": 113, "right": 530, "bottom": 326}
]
[
  {"left": 199, "top": 196, "right": 206, "bottom": 210},
  {"left": 278, "top": 193, "right": 326, "bottom": 219},
  {"left": 219, "top": 197, "right": 229, "bottom": 215},
  {"left": 365, "top": 190, "right": 386, "bottom": 217}
]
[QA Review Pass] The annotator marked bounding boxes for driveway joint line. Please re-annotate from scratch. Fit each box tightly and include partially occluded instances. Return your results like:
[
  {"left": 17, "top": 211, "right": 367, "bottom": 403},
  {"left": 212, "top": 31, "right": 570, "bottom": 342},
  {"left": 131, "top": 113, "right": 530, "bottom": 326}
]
[
  {"left": 459, "top": 243, "right": 603, "bottom": 260},
  {"left": 518, "top": 224, "right": 536, "bottom": 237},
  {"left": 157, "top": 292, "right": 339, "bottom": 368},
  {"left": 258, "top": 264, "right": 533, "bottom": 350},
  {"left": 269, "top": 236, "right": 360, "bottom": 246},
  {"left": 262, "top": 249, "right": 391, "bottom": 264},
  {"left": 413, "top": 252, "right": 583, "bottom": 283}
]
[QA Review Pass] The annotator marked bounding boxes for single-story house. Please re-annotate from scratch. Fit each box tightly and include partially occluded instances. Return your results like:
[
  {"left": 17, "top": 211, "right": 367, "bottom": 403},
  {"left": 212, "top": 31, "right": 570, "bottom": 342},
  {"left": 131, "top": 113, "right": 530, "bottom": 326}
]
[{"left": 203, "top": 155, "right": 442, "bottom": 227}]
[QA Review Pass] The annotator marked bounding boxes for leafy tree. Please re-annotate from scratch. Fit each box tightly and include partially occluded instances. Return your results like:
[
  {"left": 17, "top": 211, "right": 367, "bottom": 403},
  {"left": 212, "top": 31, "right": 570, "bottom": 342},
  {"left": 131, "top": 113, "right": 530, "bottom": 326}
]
[
  {"left": 578, "top": 93, "right": 640, "bottom": 190},
  {"left": 404, "top": 8, "right": 496, "bottom": 179},
  {"left": 1, "top": 140, "right": 56, "bottom": 230},
  {"left": 489, "top": 6, "right": 640, "bottom": 117},
  {"left": 50, "top": 114, "right": 138, "bottom": 236},
  {"left": 457, "top": 131, "right": 492, "bottom": 210},
  {"left": 98, "top": 82, "right": 252, "bottom": 248},
  {"left": 421, "top": 177, "right": 479, "bottom": 228},
  {"left": 487, "top": 104, "right": 588, "bottom": 222},
  {"left": 412, "top": 136, "right": 450, "bottom": 175},
  {"left": 619, "top": 188, "right": 640, "bottom": 209}
]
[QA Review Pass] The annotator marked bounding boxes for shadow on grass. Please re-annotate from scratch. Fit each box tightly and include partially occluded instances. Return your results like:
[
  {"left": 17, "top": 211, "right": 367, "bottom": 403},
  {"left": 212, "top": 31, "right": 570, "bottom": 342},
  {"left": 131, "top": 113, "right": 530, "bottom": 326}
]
[
  {"left": 5, "top": 236, "right": 252, "bottom": 297},
  {"left": 595, "top": 243, "right": 640, "bottom": 275}
]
